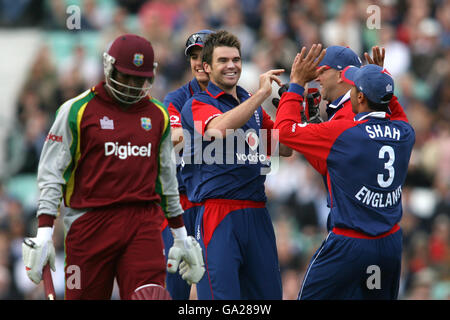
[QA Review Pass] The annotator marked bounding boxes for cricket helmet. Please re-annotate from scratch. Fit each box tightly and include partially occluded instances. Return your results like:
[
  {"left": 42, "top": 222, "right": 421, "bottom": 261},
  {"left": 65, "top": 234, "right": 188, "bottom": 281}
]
[
  {"left": 185, "top": 29, "right": 214, "bottom": 56},
  {"left": 103, "top": 34, "right": 158, "bottom": 104}
]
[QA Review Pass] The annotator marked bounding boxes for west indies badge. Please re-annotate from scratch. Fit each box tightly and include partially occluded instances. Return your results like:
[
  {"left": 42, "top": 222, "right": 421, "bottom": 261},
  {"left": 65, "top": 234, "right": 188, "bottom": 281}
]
[{"left": 141, "top": 117, "right": 152, "bottom": 131}]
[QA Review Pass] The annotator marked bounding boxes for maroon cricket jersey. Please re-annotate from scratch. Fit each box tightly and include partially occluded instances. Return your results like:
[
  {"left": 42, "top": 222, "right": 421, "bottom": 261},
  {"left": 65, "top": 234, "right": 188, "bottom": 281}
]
[{"left": 37, "top": 82, "right": 173, "bottom": 212}]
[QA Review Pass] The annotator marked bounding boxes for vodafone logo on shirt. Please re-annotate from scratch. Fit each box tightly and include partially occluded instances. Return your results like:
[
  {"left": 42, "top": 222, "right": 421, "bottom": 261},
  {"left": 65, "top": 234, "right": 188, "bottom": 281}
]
[
  {"left": 170, "top": 115, "right": 181, "bottom": 126},
  {"left": 235, "top": 131, "right": 268, "bottom": 164},
  {"left": 104, "top": 142, "right": 151, "bottom": 160},
  {"left": 246, "top": 132, "right": 259, "bottom": 151}
]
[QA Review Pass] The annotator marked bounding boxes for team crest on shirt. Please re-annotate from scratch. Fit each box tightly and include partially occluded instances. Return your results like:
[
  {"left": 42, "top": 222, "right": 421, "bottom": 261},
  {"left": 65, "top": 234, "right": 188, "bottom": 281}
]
[
  {"left": 133, "top": 53, "right": 144, "bottom": 67},
  {"left": 141, "top": 117, "right": 152, "bottom": 131},
  {"left": 100, "top": 116, "right": 114, "bottom": 130}
]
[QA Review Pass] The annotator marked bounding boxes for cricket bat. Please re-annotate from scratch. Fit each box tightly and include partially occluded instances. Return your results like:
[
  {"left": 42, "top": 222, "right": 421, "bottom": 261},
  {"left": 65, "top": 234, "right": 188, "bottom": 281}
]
[
  {"left": 131, "top": 284, "right": 172, "bottom": 300},
  {"left": 42, "top": 263, "right": 56, "bottom": 300}
]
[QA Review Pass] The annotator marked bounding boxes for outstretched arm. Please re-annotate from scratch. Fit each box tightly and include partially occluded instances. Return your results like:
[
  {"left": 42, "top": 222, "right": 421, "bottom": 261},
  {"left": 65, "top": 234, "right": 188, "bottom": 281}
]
[{"left": 205, "top": 69, "right": 284, "bottom": 137}]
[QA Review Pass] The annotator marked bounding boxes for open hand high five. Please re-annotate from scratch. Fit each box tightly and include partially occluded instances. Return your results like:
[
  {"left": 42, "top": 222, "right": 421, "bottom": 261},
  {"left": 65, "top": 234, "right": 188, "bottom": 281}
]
[
  {"left": 290, "top": 44, "right": 327, "bottom": 87},
  {"left": 364, "top": 46, "right": 385, "bottom": 67}
]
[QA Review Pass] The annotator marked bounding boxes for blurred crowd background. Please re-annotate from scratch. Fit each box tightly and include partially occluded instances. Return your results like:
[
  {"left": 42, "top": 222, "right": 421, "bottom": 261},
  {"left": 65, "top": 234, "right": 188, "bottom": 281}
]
[{"left": 0, "top": 0, "right": 449, "bottom": 300}]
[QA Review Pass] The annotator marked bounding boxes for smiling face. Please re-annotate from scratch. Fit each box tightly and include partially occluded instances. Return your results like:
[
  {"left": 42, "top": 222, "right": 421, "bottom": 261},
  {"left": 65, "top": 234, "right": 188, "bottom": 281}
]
[
  {"left": 204, "top": 46, "right": 242, "bottom": 93},
  {"left": 315, "top": 67, "right": 342, "bottom": 103},
  {"left": 189, "top": 47, "right": 209, "bottom": 87}
]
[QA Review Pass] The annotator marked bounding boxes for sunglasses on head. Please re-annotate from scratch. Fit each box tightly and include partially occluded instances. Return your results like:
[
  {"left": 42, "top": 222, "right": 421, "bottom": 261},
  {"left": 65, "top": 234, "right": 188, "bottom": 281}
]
[{"left": 186, "top": 32, "right": 211, "bottom": 48}]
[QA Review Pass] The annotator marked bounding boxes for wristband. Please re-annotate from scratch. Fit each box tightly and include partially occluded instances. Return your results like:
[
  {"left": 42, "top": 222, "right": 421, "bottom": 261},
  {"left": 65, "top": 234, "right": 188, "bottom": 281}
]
[
  {"left": 36, "top": 226, "right": 54, "bottom": 241},
  {"left": 171, "top": 226, "right": 187, "bottom": 240},
  {"left": 288, "top": 83, "right": 305, "bottom": 96},
  {"left": 38, "top": 214, "right": 55, "bottom": 228}
]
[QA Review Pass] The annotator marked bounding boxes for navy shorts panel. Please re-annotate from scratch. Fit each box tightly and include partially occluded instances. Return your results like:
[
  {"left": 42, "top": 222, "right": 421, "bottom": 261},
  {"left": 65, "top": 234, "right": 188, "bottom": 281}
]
[
  {"left": 299, "top": 229, "right": 402, "bottom": 300},
  {"left": 195, "top": 205, "right": 282, "bottom": 300}
]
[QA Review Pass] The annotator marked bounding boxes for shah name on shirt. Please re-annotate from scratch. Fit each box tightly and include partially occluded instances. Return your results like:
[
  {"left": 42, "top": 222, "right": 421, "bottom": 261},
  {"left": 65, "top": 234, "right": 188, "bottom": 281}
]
[{"left": 365, "top": 124, "right": 401, "bottom": 140}]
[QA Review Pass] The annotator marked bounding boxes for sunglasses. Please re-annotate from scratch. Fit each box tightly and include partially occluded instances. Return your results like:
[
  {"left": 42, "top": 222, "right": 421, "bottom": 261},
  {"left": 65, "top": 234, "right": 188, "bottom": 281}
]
[{"left": 185, "top": 32, "right": 211, "bottom": 48}]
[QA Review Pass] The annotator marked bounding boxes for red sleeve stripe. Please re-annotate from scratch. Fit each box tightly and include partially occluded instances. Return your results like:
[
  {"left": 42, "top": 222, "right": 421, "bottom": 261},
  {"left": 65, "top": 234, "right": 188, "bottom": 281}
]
[
  {"left": 326, "top": 172, "right": 333, "bottom": 208},
  {"left": 191, "top": 99, "right": 223, "bottom": 136},
  {"left": 167, "top": 103, "right": 182, "bottom": 128},
  {"left": 274, "top": 91, "right": 359, "bottom": 175},
  {"left": 388, "top": 95, "right": 409, "bottom": 122},
  {"left": 261, "top": 109, "right": 274, "bottom": 129},
  {"left": 261, "top": 109, "right": 274, "bottom": 155}
]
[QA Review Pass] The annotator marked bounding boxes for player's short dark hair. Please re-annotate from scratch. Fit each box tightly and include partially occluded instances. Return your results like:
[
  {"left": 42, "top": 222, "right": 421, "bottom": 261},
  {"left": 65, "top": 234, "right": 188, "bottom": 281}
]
[
  {"left": 201, "top": 30, "right": 241, "bottom": 66},
  {"left": 356, "top": 87, "right": 392, "bottom": 112}
]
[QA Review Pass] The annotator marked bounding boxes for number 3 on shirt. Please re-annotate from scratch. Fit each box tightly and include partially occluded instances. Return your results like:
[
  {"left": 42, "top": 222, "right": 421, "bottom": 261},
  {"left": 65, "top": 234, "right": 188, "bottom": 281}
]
[{"left": 377, "top": 145, "right": 395, "bottom": 188}]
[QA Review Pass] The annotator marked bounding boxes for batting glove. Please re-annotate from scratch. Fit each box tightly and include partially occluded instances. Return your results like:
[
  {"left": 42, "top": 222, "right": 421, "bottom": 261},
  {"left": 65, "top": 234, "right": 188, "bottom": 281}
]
[
  {"left": 271, "top": 83, "right": 289, "bottom": 108},
  {"left": 167, "top": 227, "right": 205, "bottom": 285},
  {"left": 22, "top": 227, "right": 56, "bottom": 284},
  {"left": 301, "top": 88, "right": 323, "bottom": 124},
  {"left": 272, "top": 84, "right": 323, "bottom": 123},
  {"left": 178, "top": 237, "right": 205, "bottom": 285}
]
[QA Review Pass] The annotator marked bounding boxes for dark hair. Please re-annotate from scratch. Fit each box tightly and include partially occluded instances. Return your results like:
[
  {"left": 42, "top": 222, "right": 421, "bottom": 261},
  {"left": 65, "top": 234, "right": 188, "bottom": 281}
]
[
  {"left": 201, "top": 30, "right": 241, "bottom": 66},
  {"left": 356, "top": 88, "right": 392, "bottom": 112}
]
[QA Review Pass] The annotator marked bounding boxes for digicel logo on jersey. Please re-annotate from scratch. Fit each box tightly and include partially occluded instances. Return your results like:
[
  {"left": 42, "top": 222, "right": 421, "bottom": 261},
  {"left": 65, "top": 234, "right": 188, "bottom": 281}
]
[
  {"left": 46, "top": 133, "right": 63, "bottom": 142},
  {"left": 104, "top": 142, "right": 151, "bottom": 160}
]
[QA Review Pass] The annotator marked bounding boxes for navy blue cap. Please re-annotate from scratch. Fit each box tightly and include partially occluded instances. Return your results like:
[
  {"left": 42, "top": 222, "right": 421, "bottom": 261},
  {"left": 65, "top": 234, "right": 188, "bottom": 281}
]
[
  {"left": 185, "top": 29, "right": 214, "bottom": 56},
  {"left": 318, "top": 46, "right": 362, "bottom": 70},
  {"left": 341, "top": 64, "right": 394, "bottom": 104}
]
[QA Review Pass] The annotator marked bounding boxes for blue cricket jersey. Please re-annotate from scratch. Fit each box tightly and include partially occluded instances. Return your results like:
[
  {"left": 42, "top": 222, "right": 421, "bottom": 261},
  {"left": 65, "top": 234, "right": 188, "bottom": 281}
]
[
  {"left": 275, "top": 87, "right": 415, "bottom": 236},
  {"left": 163, "top": 78, "right": 203, "bottom": 193},
  {"left": 180, "top": 81, "right": 275, "bottom": 203}
]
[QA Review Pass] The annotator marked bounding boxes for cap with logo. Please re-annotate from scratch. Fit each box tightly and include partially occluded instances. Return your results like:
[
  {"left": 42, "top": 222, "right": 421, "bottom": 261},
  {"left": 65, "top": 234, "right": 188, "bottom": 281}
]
[
  {"left": 103, "top": 34, "right": 157, "bottom": 104},
  {"left": 107, "top": 34, "right": 155, "bottom": 78},
  {"left": 318, "top": 45, "right": 362, "bottom": 70},
  {"left": 185, "top": 29, "right": 214, "bottom": 56},
  {"left": 341, "top": 64, "right": 394, "bottom": 104}
]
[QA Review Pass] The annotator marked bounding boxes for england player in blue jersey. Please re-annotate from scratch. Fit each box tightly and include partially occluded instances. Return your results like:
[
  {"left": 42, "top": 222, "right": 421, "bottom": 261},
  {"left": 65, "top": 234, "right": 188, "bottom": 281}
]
[
  {"left": 180, "top": 30, "right": 292, "bottom": 300},
  {"left": 274, "top": 45, "right": 415, "bottom": 299},
  {"left": 161, "top": 30, "right": 214, "bottom": 299},
  {"left": 316, "top": 45, "right": 362, "bottom": 121}
]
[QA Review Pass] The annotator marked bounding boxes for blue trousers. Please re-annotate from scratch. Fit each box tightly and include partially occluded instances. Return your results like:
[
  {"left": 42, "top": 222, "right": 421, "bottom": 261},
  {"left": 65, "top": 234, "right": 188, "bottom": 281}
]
[
  {"left": 299, "top": 227, "right": 402, "bottom": 300},
  {"left": 195, "top": 199, "right": 282, "bottom": 300}
]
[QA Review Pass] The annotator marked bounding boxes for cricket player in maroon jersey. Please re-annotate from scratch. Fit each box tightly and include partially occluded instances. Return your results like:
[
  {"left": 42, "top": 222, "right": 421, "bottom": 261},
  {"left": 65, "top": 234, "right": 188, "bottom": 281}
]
[{"left": 21, "top": 34, "right": 204, "bottom": 300}]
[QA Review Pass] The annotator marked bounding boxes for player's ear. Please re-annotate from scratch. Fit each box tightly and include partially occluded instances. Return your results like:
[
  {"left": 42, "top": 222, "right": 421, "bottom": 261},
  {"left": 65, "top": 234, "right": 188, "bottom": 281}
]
[
  {"left": 337, "top": 70, "right": 344, "bottom": 83},
  {"left": 203, "top": 61, "right": 211, "bottom": 74},
  {"left": 358, "top": 91, "right": 366, "bottom": 104}
]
